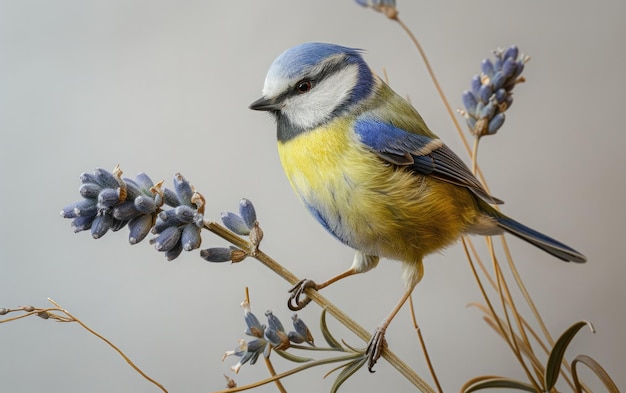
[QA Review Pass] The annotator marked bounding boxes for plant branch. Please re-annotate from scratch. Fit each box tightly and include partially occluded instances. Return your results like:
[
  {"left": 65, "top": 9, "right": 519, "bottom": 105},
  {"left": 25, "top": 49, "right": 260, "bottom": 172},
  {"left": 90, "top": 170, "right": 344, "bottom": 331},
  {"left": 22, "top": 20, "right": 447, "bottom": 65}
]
[
  {"left": 46, "top": 298, "right": 168, "bottom": 393},
  {"left": 408, "top": 295, "right": 443, "bottom": 393},
  {"left": 204, "top": 221, "right": 435, "bottom": 393}
]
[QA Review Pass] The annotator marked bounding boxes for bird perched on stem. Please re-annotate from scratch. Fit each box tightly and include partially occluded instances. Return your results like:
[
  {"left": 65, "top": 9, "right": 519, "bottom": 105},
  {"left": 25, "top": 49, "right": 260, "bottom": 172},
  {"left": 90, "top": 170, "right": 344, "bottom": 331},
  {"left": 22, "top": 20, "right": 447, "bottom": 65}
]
[{"left": 249, "top": 42, "right": 586, "bottom": 371}]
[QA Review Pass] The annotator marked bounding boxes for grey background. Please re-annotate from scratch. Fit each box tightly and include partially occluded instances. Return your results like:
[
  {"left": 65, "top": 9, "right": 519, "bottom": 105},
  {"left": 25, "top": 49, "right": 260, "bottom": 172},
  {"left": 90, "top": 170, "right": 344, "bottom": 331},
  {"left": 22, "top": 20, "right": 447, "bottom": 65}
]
[{"left": 1, "top": 1, "right": 624, "bottom": 392}]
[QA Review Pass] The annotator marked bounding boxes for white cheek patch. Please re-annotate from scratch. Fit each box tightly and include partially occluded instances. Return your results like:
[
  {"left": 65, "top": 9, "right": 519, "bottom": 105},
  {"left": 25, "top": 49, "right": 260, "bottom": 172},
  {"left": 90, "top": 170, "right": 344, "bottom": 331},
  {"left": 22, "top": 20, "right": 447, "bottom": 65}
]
[{"left": 283, "top": 64, "right": 359, "bottom": 130}]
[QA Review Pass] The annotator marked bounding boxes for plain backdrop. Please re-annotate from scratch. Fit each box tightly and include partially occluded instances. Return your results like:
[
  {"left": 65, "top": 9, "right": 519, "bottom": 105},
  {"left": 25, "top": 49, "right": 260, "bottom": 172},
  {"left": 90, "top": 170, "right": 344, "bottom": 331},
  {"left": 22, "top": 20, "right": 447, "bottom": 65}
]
[{"left": 1, "top": 1, "right": 624, "bottom": 392}]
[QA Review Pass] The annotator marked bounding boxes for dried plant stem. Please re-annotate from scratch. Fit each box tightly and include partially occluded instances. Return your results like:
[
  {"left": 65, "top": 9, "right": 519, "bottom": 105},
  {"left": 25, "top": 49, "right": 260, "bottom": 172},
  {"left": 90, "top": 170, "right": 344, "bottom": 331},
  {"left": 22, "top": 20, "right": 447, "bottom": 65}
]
[
  {"left": 212, "top": 353, "right": 363, "bottom": 393},
  {"left": 500, "top": 237, "right": 554, "bottom": 346},
  {"left": 204, "top": 222, "right": 435, "bottom": 393},
  {"left": 461, "top": 239, "right": 542, "bottom": 391},
  {"left": 487, "top": 237, "right": 536, "bottom": 364},
  {"left": 572, "top": 355, "right": 620, "bottom": 393},
  {"left": 394, "top": 17, "right": 464, "bottom": 148},
  {"left": 487, "top": 238, "right": 540, "bottom": 387},
  {"left": 471, "top": 137, "right": 480, "bottom": 177},
  {"left": 46, "top": 298, "right": 168, "bottom": 393},
  {"left": 470, "top": 239, "right": 578, "bottom": 391},
  {"left": 408, "top": 295, "right": 443, "bottom": 393},
  {"left": 264, "top": 355, "right": 287, "bottom": 393}
]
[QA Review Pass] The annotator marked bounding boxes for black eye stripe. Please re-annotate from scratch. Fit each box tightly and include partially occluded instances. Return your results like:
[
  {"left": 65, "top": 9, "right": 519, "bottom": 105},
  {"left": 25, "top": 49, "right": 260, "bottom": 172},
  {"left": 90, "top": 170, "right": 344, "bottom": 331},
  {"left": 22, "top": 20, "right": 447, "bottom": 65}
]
[{"left": 290, "top": 58, "right": 346, "bottom": 96}]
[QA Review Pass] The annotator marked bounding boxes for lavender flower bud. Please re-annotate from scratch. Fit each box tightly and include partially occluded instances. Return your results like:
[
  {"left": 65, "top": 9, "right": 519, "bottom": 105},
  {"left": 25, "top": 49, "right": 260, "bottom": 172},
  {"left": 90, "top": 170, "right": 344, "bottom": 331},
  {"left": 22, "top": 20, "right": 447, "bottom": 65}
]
[
  {"left": 491, "top": 71, "right": 507, "bottom": 91},
  {"left": 71, "top": 215, "right": 96, "bottom": 232},
  {"left": 200, "top": 247, "right": 235, "bottom": 262},
  {"left": 61, "top": 199, "right": 95, "bottom": 219},
  {"left": 481, "top": 58, "right": 494, "bottom": 78},
  {"left": 503, "top": 46, "right": 519, "bottom": 61},
  {"left": 173, "top": 173, "right": 193, "bottom": 206},
  {"left": 265, "top": 310, "right": 284, "bottom": 333},
  {"left": 181, "top": 223, "right": 201, "bottom": 251},
  {"left": 122, "top": 179, "right": 143, "bottom": 200},
  {"left": 134, "top": 172, "right": 154, "bottom": 191},
  {"left": 480, "top": 100, "right": 497, "bottom": 119},
  {"left": 470, "top": 75, "right": 482, "bottom": 97},
  {"left": 162, "top": 187, "right": 180, "bottom": 207},
  {"left": 462, "top": 91, "right": 478, "bottom": 115},
  {"left": 494, "top": 88, "right": 507, "bottom": 104},
  {"left": 93, "top": 168, "right": 119, "bottom": 189},
  {"left": 112, "top": 201, "right": 141, "bottom": 221},
  {"left": 165, "top": 241, "right": 183, "bottom": 261},
  {"left": 221, "top": 212, "right": 250, "bottom": 235},
  {"left": 134, "top": 195, "right": 157, "bottom": 214},
  {"left": 239, "top": 198, "right": 257, "bottom": 229},
  {"left": 91, "top": 214, "right": 114, "bottom": 239},
  {"left": 151, "top": 226, "right": 181, "bottom": 252},
  {"left": 79, "top": 172, "right": 99, "bottom": 185},
  {"left": 291, "top": 314, "right": 314, "bottom": 346},
  {"left": 128, "top": 214, "right": 154, "bottom": 244},
  {"left": 76, "top": 199, "right": 100, "bottom": 217},
  {"left": 97, "top": 188, "right": 121, "bottom": 209},
  {"left": 478, "top": 83, "right": 493, "bottom": 104},
  {"left": 110, "top": 218, "right": 128, "bottom": 232},
  {"left": 488, "top": 113, "right": 505, "bottom": 134},
  {"left": 174, "top": 205, "right": 197, "bottom": 223},
  {"left": 501, "top": 57, "right": 518, "bottom": 79},
  {"left": 79, "top": 183, "right": 102, "bottom": 199},
  {"left": 264, "top": 326, "right": 289, "bottom": 349}
]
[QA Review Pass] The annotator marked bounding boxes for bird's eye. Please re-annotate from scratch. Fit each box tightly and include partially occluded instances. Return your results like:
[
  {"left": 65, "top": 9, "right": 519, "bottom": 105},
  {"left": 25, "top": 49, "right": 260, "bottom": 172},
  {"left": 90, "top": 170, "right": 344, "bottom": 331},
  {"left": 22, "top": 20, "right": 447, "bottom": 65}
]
[{"left": 295, "top": 80, "right": 312, "bottom": 94}]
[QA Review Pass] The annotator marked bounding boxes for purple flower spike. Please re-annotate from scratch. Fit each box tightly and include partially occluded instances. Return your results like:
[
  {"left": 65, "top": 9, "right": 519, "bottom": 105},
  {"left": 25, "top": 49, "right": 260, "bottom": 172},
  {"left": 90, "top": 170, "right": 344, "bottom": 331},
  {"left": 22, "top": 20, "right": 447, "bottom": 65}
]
[{"left": 461, "top": 45, "right": 528, "bottom": 138}]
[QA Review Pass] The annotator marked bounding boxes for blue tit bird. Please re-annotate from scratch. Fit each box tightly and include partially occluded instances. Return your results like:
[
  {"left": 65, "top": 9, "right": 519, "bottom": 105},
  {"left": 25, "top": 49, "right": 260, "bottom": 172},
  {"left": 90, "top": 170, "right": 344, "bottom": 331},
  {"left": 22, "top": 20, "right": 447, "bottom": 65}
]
[{"left": 249, "top": 42, "right": 586, "bottom": 371}]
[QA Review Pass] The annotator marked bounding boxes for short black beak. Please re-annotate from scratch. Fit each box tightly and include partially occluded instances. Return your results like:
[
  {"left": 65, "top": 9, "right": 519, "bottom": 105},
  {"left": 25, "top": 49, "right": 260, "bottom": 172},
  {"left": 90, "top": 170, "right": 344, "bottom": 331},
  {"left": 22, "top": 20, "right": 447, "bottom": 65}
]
[{"left": 249, "top": 96, "right": 283, "bottom": 112}]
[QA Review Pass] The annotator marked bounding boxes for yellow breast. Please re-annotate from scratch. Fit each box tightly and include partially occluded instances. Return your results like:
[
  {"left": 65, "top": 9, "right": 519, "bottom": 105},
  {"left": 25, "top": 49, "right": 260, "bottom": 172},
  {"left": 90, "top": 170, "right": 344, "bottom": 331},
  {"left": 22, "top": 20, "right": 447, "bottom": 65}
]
[{"left": 277, "top": 117, "right": 480, "bottom": 264}]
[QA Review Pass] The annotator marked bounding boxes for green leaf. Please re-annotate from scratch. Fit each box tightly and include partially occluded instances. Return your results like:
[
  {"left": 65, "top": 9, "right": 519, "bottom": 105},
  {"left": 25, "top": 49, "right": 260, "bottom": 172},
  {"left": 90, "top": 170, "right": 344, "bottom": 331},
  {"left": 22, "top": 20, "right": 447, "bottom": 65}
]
[
  {"left": 463, "top": 376, "right": 536, "bottom": 393},
  {"left": 320, "top": 308, "right": 343, "bottom": 349},
  {"left": 330, "top": 357, "right": 366, "bottom": 393},
  {"left": 273, "top": 348, "right": 314, "bottom": 363},
  {"left": 544, "top": 320, "right": 594, "bottom": 391}
]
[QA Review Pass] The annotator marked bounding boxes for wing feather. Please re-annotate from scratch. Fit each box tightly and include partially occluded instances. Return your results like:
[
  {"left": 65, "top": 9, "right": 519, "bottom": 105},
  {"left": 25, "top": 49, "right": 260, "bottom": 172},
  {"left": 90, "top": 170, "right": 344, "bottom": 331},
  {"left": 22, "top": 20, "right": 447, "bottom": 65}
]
[{"left": 354, "top": 118, "right": 502, "bottom": 204}]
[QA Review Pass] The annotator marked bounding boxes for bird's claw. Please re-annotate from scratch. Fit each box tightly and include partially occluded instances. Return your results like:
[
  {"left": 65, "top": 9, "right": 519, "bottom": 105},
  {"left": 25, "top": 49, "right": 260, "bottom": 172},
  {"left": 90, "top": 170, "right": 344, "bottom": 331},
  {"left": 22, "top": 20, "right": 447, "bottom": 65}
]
[
  {"left": 287, "top": 279, "right": 317, "bottom": 311},
  {"left": 365, "top": 326, "right": 387, "bottom": 372}
]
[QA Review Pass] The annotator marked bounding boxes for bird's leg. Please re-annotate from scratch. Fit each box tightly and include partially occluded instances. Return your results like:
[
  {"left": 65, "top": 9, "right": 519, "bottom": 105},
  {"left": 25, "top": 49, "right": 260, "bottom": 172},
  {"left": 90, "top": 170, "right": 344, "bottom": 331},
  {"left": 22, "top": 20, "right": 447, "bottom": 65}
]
[
  {"left": 287, "top": 268, "right": 359, "bottom": 311},
  {"left": 288, "top": 253, "right": 380, "bottom": 311},
  {"left": 366, "top": 262, "right": 421, "bottom": 372}
]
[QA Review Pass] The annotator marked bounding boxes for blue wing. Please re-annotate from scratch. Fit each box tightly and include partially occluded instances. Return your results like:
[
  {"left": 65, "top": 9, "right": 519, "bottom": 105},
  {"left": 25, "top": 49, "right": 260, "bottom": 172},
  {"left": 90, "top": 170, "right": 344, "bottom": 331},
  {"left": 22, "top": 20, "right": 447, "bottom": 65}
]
[{"left": 354, "top": 118, "right": 502, "bottom": 204}]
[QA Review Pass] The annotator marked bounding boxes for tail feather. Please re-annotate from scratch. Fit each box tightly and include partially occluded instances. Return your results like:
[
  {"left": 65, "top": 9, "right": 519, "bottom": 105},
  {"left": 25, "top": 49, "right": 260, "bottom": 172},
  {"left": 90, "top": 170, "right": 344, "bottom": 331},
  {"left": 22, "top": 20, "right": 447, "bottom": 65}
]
[{"left": 495, "top": 216, "right": 587, "bottom": 263}]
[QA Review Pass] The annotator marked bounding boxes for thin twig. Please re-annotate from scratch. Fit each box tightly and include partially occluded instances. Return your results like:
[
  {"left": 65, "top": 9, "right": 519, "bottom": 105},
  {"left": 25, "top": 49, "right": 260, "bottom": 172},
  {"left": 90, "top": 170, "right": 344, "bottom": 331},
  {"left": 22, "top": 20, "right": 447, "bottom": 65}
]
[
  {"left": 211, "top": 353, "right": 364, "bottom": 393},
  {"left": 408, "top": 295, "right": 443, "bottom": 393},
  {"left": 471, "top": 137, "right": 480, "bottom": 176},
  {"left": 486, "top": 238, "right": 540, "bottom": 389},
  {"left": 264, "top": 353, "right": 287, "bottom": 393},
  {"left": 46, "top": 298, "right": 168, "bottom": 393},
  {"left": 461, "top": 239, "right": 541, "bottom": 391}
]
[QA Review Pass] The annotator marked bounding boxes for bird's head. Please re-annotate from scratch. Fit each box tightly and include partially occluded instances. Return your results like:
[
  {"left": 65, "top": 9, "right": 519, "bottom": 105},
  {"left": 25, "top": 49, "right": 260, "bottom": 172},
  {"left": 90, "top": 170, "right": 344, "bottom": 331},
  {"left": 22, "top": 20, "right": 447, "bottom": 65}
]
[{"left": 249, "top": 42, "right": 375, "bottom": 141}]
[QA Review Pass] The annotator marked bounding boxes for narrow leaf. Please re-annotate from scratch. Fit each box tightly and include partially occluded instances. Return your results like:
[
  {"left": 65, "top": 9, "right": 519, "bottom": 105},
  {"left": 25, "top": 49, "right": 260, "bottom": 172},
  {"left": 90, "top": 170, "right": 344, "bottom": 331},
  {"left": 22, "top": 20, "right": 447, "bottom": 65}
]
[
  {"left": 572, "top": 354, "right": 620, "bottom": 393},
  {"left": 330, "top": 357, "right": 367, "bottom": 393},
  {"left": 544, "top": 320, "right": 594, "bottom": 391},
  {"left": 320, "top": 308, "right": 343, "bottom": 349},
  {"left": 272, "top": 349, "right": 313, "bottom": 363},
  {"left": 463, "top": 376, "right": 536, "bottom": 393}
]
